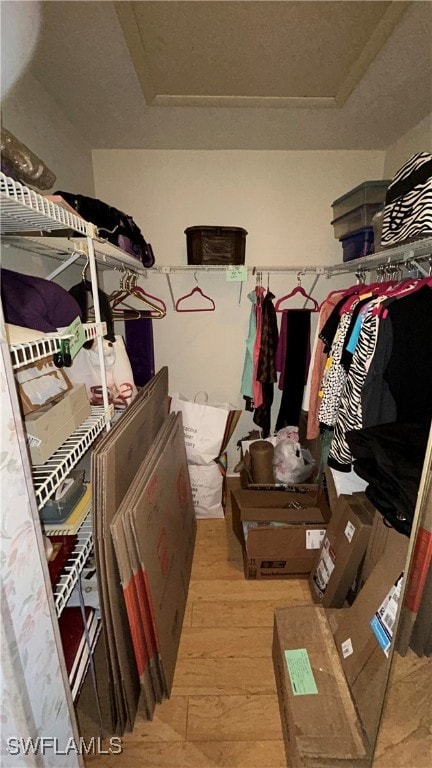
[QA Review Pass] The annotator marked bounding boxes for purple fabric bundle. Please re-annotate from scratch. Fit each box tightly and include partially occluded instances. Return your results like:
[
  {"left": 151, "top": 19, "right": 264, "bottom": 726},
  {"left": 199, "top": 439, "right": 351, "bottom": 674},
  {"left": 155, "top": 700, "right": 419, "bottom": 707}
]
[{"left": 1, "top": 268, "right": 82, "bottom": 332}]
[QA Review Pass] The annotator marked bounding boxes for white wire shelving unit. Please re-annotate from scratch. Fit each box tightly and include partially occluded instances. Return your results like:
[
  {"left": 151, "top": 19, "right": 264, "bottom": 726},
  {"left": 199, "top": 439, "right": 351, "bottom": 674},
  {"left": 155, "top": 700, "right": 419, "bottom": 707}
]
[
  {"left": 0, "top": 173, "right": 88, "bottom": 235},
  {"left": 53, "top": 510, "right": 93, "bottom": 617},
  {"left": 32, "top": 407, "right": 108, "bottom": 510},
  {"left": 9, "top": 322, "right": 106, "bottom": 370}
]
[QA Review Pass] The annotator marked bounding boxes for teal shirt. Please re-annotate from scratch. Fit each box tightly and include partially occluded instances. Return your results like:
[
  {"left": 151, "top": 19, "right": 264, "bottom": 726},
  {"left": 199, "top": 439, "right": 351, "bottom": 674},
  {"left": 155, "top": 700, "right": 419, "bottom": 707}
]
[{"left": 240, "top": 291, "right": 257, "bottom": 398}]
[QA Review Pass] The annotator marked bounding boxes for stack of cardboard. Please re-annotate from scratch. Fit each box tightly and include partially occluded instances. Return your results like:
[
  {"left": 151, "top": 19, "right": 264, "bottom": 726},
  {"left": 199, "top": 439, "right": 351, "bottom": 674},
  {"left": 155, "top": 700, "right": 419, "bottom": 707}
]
[
  {"left": 111, "top": 411, "right": 196, "bottom": 718},
  {"left": 272, "top": 492, "right": 410, "bottom": 764},
  {"left": 91, "top": 368, "right": 196, "bottom": 734}
]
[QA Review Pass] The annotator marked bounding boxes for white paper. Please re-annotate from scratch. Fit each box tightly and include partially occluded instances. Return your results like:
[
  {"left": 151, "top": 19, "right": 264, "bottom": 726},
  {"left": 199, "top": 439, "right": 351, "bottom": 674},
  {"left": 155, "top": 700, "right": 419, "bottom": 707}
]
[
  {"left": 341, "top": 638, "right": 353, "bottom": 659},
  {"left": 314, "top": 538, "right": 335, "bottom": 591},
  {"left": 372, "top": 575, "right": 404, "bottom": 657},
  {"left": 306, "top": 529, "right": 326, "bottom": 550},
  {"left": 344, "top": 521, "right": 356, "bottom": 543}
]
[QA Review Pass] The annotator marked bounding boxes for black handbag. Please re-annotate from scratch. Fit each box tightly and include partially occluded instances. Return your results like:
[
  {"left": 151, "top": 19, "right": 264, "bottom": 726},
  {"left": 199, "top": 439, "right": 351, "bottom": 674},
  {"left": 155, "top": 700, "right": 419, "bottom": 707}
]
[{"left": 55, "top": 191, "right": 155, "bottom": 268}]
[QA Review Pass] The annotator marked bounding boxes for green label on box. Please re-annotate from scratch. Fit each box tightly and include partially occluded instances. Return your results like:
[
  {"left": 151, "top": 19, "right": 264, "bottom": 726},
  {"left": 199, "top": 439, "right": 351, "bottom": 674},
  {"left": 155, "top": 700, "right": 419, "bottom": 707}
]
[
  {"left": 284, "top": 649, "right": 318, "bottom": 696},
  {"left": 58, "top": 316, "right": 85, "bottom": 359},
  {"left": 226, "top": 266, "right": 248, "bottom": 282}
]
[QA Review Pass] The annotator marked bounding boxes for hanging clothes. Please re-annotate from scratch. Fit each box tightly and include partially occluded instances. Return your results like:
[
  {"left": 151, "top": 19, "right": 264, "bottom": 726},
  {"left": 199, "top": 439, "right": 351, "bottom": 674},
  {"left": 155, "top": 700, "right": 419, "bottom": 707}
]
[
  {"left": 305, "top": 290, "right": 351, "bottom": 440},
  {"left": 347, "top": 421, "right": 429, "bottom": 537},
  {"left": 328, "top": 283, "right": 432, "bottom": 472},
  {"left": 240, "top": 290, "right": 258, "bottom": 405},
  {"left": 125, "top": 316, "right": 155, "bottom": 387},
  {"left": 276, "top": 309, "right": 311, "bottom": 430},
  {"left": 252, "top": 286, "right": 265, "bottom": 410},
  {"left": 253, "top": 291, "right": 279, "bottom": 437}
]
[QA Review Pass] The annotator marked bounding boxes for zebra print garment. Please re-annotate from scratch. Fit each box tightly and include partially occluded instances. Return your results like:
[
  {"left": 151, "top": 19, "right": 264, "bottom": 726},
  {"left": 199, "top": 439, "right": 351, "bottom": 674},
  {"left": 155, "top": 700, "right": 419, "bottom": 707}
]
[
  {"left": 318, "top": 308, "right": 357, "bottom": 429},
  {"left": 327, "top": 300, "right": 382, "bottom": 471},
  {"left": 381, "top": 152, "right": 432, "bottom": 247}
]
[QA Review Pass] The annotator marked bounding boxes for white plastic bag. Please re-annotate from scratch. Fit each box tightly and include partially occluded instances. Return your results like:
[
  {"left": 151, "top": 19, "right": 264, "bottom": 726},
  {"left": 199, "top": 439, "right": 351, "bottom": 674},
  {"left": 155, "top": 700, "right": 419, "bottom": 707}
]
[
  {"left": 273, "top": 441, "right": 315, "bottom": 484},
  {"left": 188, "top": 463, "right": 224, "bottom": 519},
  {"left": 67, "top": 335, "right": 137, "bottom": 408}
]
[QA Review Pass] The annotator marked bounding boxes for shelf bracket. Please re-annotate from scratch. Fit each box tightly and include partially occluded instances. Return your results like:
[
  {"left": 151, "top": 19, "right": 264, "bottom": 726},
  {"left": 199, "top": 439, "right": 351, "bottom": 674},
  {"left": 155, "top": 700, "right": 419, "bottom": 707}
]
[{"left": 45, "top": 251, "right": 84, "bottom": 281}]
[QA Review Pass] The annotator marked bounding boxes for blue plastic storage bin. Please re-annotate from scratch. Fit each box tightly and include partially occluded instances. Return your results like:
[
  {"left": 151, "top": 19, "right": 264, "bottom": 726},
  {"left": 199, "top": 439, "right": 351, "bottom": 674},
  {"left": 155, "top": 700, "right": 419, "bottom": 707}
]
[{"left": 340, "top": 227, "right": 374, "bottom": 262}]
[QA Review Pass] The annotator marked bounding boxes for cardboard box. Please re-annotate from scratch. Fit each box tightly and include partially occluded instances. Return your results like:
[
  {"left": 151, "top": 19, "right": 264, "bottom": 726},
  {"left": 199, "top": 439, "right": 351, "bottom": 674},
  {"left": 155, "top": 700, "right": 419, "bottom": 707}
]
[
  {"left": 324, "top": 465, "right": 338, "bottom": 512},
  {"left": 16, "top": 359, "right": 72, "bottom": 415},
  {"left": 273, "top": 605, "right": 371, "bottom": 768},
  {"left": 231, "top": 486, "right": 330, "bottom": 579},
  {"left": 25, "top": 384, "right": 90, "bottom": 464},
  {"left": 334, "top": 531, "right": 408, "bottom": 688},
  {"left": 361, "top": 509, "right": 405, "bottom": 585},
  {"left": 309, "top": 494, "right": 374, "bottom": 607}
]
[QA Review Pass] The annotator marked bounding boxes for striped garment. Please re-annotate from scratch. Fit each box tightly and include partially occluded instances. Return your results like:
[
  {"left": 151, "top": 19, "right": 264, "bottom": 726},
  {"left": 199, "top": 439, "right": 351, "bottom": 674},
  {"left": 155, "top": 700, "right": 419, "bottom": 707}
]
[
  {"left": 381, "top": 152, "right": 432, "bottom": 247},
  {"left": 318, "top": 310, "right": 356, "bottom": 429},
  {"left": 327, "top": 301, "right": 381, "bottom": 471}
]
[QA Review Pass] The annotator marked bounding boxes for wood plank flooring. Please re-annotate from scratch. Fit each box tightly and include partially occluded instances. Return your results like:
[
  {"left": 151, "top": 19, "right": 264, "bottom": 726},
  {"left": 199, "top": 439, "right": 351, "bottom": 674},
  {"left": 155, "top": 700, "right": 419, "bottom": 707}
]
[{"left": 83, "top": 479, "right": 432, "bottom": 767}]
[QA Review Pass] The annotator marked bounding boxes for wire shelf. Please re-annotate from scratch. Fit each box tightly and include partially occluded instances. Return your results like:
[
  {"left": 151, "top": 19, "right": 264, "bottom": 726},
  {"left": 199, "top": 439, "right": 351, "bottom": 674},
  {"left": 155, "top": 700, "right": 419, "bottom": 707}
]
[
  {"left": 9, "top": 323, "right": 106, "bottom": 370},
  {"left": 0, "top": 173, "right": 88, "bottom": 235},
  {"left": 32, "top": 408, "right": 106, "bottom": 509},
  {"left": 2, "top": 234, "right": 149, "bottom": 274},
  {"left": 53, "top": 511, "right": 94, "bottom": 617}
]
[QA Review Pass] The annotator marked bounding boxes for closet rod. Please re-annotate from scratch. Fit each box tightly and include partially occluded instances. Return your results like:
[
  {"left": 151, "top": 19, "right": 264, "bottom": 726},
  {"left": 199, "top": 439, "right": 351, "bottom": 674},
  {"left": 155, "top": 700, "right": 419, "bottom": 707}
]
[{"left": 151, "top": 238, "right": 432, "bottom": 277}]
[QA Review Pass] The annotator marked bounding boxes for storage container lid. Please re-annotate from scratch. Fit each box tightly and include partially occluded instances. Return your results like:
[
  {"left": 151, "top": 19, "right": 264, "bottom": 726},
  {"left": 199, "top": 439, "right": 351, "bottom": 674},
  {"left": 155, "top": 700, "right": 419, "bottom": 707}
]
[
  {"left": 185, "top": 226, "right": 248, "bottom": 235},
  {"left": 331, "top": 203, "right": 383, "bottom": 227},
  {"left": 331, "top": 180, "right": 390, "bottom": 207},
  {"left": 339, "top": 226, "right": 374, "bottom": 242}
]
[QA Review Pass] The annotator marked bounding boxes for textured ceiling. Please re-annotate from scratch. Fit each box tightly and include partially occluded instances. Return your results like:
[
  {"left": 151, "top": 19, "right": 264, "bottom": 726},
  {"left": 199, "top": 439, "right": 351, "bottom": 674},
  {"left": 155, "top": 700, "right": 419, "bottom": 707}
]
[
  {"left": 117, "top": 1, "right": 398, "bottom": 106},
  {"left": 19, "top": 1, "right": 432, "bottom": 149}
]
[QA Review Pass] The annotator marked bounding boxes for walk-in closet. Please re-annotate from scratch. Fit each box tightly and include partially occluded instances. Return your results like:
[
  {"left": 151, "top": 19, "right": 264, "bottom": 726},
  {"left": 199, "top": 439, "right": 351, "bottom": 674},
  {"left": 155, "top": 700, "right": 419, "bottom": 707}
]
[{"left": 1, "top": 2, "right": 431, "bottom": 768}]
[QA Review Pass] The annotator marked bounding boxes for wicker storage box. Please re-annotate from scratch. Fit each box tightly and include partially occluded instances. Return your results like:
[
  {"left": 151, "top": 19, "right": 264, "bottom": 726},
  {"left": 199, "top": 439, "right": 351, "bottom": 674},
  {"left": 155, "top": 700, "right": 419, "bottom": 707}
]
[{"left": 185, "top": 226, "right": 247, "bottom": 265}]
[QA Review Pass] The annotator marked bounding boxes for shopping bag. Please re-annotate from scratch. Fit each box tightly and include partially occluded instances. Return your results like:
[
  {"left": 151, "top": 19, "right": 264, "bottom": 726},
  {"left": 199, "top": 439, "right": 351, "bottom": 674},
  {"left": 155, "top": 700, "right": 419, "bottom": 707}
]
[
  {"left": 170, "top": 393, "right": 241, "bottom": 465},
  {"left": 188, "top": 463, "right": 225, "bottom": 519}
]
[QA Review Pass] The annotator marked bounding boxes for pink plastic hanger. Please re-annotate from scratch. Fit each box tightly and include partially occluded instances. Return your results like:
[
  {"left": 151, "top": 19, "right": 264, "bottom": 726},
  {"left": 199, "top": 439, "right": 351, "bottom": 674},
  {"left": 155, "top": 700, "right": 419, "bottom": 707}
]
[
  {"left": 175, "top": 275, "right": 215, "bottom": 313},
  {"left": 130, "top": 280, "right": 167, "bottom": 314},
  {"left": 275, "top": 273, "right": 319, "bottom": 313}
]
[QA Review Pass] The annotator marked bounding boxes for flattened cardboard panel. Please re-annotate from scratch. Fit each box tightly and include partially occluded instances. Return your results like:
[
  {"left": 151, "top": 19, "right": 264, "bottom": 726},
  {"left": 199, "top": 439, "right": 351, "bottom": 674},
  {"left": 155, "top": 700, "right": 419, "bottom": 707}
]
[
  {"left": 117, "top": 417, "right": 177, "bottom": 703},
  {"left": 272, "top": 605, "right": 370, "bottom": 767},
  {"left": 110, "top": 513, "right": 155, "bottom": 719},
  {"left": 92, "top": 368, "right": 168, "bottom": 733},
  {"left": 131, "top": 413, "right": 196, "bottom": 694}
]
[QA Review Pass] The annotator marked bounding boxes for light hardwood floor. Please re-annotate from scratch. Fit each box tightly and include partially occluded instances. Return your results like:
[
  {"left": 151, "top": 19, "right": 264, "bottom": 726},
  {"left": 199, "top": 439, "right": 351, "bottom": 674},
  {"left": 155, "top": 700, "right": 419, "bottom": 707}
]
[{"left": 84, "top": 480, "right": 432, "bottom": 768}]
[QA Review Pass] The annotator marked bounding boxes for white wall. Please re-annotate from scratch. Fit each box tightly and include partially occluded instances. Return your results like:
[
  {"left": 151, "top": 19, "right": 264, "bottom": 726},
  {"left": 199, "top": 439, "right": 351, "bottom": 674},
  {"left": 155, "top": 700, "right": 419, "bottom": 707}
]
[
  {"left": 1, "top": 71, "right": 95, "bottom": 196},
  {"left": 383, "top": 114, "right": 432, "bottom": 178},
  {"left": 1, "top": 71, "right": 95, "bottom": 284},
  {"left": 93, "top": 149, "right": 384, "bottom": 464}
]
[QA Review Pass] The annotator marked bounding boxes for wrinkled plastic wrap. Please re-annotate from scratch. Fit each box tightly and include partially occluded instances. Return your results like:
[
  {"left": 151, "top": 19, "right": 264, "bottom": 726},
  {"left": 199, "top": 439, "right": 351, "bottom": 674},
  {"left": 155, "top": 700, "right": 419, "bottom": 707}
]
[
  {"left": 273, "top": 426, "right": 315, "bottom": 484},
  {"left": 1, "top": 127, "right": 56, "bottom": 190}
]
